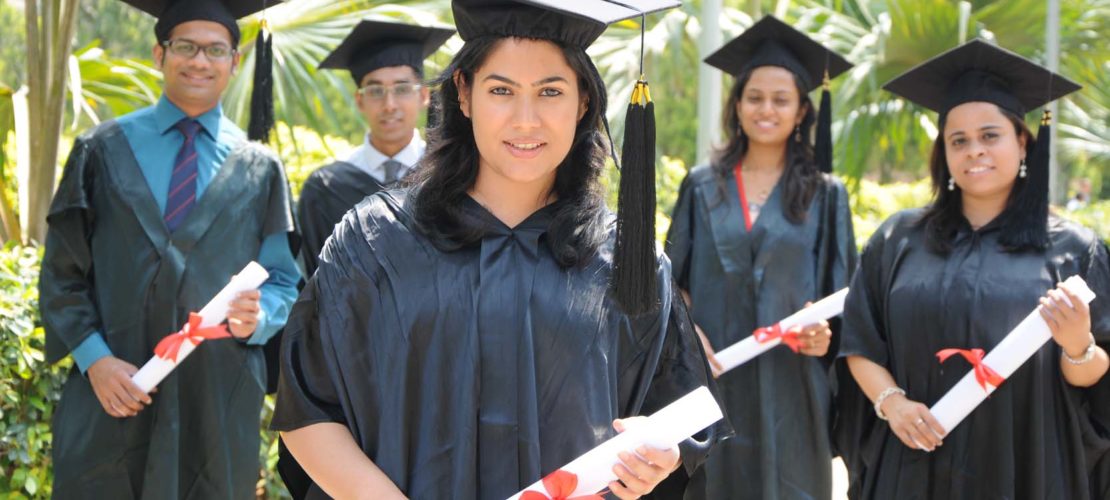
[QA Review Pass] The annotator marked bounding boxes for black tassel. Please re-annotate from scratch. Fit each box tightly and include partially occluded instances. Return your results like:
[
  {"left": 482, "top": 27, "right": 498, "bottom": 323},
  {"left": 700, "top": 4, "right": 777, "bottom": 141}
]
[
  {"left": 612, "top": 80, "right": 658, "bottom": 315},
  {"left": 1000, "top": 109, "right": 1051, "bottom": 250},
  {"left": 1025, "top": 109, "right": 1052, "bottom": 222},
  {"left": 815, "top": 71, "right": 833, "bottom": 174},
  {"left": 248, "top": 24, "right": 274, "bottom": 143}
]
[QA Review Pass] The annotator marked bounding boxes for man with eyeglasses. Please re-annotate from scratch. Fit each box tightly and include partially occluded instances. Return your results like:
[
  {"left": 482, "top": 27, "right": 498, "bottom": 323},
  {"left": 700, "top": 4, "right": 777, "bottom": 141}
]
[
  {"left": 39, "top": 0, "right": 299, "bottom": 498},
  {"left": 297, "top": 19, "right": 455, "bottom": 278},
  {"left": 273, "top": 20, "right": 454, "bottom": 499}
]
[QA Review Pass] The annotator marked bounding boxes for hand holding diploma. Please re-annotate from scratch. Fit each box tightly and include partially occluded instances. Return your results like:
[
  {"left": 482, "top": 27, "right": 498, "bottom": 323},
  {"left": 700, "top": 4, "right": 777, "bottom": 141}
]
[
  {"left": 607, "top": 418, "right": 682, "bottom": 499},
  {"left": 713, "top": 288, "right": 848, "bottom": 373},
  {"left": 511, "top": 386, "right": 723, "bottom": 500},
  {"left": 928, "top": 276, "right": 1097, "bottom": 435},
  {"left": 130, "top": 262, "right": 270, "bottom": 394}
]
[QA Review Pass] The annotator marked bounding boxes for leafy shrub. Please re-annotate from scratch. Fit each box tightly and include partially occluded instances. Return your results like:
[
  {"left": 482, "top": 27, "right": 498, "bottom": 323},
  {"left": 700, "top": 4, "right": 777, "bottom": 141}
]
[
  {"left": 1060, "top": 200, "right": 1110, "bottom": 245},
  {"left": 0, "top": 244, "right": 67, "bottom": 499}
]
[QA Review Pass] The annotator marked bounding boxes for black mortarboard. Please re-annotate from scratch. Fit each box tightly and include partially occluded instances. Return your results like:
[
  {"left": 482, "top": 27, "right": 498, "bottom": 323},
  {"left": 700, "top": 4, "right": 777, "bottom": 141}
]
[
  {"left": 705, "top": 15, "right": 853, "bottom": 173},
  {"left": 884, "top": 39, "right": 1082, "bottom": 249},
  {"left": 705, "top": 15, "right": 851, "bottom": 91},
  {"left": 452, "top": 0, "right": 679, "bottom": 49},
  {"left": 451, "top": 0, "right": 681, "bottom": 314},
  {"left": 883, "top": 39, "right": 1080, "bottom": 117},
  {"left": 319, "top": 20, "right": 455, "bottom": 86},
  {"left": 121, "top": 0, "right": 282, "bottom": 142},
  {"left": 121, "top": 0, "right": 278, "bottom": 45}
]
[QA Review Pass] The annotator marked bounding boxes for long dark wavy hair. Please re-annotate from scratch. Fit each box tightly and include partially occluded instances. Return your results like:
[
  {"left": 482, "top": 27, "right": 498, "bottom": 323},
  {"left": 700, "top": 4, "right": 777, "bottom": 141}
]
[
  {"left": 711, "top": 68, "right": 820, "bottom": 223},
  {"left": 917, "top": 106, "right": 1042, "bottom": 254},
  {"left": 409, "top": 37, "right": 611, "bottom": 267}
]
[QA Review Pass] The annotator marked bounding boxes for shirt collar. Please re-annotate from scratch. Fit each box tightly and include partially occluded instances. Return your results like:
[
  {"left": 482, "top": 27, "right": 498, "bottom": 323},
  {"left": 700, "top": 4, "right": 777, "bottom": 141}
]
[
  {"left": 154, "top": 95, "right": 223, "bottom": 139},
  {"left": 345, "top": 130, "right": 426, "bottom": 182}
]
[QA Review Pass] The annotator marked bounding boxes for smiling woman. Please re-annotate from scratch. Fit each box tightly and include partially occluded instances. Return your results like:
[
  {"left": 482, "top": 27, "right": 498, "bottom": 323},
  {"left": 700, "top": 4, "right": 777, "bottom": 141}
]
[
  {"left": 838, "top": 40, "right": 1110, "bottom": 500},
  {"left": 271, "top": 1, "right": 728, "bottom": 499}
]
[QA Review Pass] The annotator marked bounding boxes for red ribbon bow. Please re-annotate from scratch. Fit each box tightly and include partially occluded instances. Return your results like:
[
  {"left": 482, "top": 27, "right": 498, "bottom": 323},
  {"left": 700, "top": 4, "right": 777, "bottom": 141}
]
[
  {"left": 753, "top": 323, "right": 802, "bottom": 353},
  {"left": 154, "top": 313, "right": 232, "bottom": 362},
  {"left": 520, "top": 470, "right": 605, "bottom": 500},
  {"left": 936, "top": 348, "right": 1005, "bottom": 392}
]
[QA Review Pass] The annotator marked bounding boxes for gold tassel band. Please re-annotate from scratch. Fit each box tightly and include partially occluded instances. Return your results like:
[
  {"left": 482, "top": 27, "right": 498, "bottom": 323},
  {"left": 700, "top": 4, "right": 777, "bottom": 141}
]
[{"left": 630, "top": 80, "right": 652, "bottom": 106}]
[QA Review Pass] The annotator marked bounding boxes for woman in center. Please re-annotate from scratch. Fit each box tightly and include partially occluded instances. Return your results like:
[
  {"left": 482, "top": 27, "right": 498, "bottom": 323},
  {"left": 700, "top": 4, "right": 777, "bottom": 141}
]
[
  {"left": 271, "top": 1, "right": 726, "bottom": 499},
  {"left": 665, "top": 16, "right": 857, "bottom": 500}
]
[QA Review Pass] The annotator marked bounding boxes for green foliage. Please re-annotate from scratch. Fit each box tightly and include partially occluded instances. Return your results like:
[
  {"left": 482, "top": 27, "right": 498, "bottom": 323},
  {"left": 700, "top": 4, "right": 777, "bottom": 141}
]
[
  {"left": 0, "top": 244, "right": 68, "bottom": 499},
  {"left": 1061, "top": 201, "right": 1110, "bottom": 245},
  {"left": 68, "top": 43, "right": 162, "bottom": 129},
  {"left": 75, "top": 0, "right": 155, "bottom": 61},
  {"left": 850, "top": 177, "right": 932, "bottom": 248},
  {"left": 268, "top": 122, "right": 355, "bottom": 198},
  {"left": 257, "top": 396, "right": 290, "bottom": 500},
  {"left": 0, "top": 2, "right": 26, "bottom": 87}
]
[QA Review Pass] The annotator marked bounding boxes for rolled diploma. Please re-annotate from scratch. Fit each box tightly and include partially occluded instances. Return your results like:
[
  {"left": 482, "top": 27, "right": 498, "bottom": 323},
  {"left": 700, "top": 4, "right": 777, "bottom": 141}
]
[
  {"left": 130, "top": 262, "right": 270, "bottom": 393},
  {"left": 714, "top": 287, "right": 850, "bottom": 372},
  {"left": 929, "top": 275, "right": 1096, "bottom": 433},
  {"left": 508, "top": 386, "right": 723, "bottom": 500}
]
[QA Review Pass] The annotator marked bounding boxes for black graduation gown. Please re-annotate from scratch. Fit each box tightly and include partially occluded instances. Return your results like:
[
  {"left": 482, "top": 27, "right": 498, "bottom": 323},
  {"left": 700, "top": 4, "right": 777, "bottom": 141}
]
[
  {"left": 664, "top": 165, "right": 857, "bottom": 500},
  {"left": 39, "top": 121, "right": 295, "bottom": 499},
  {"left": 274, "top": 160, "right": 388, "bottom": 497},
  {"left": 836, "top": 209, "right": 1110, "bottom": 500},
  {"left": 297, "top": 161, "right": 388, "bottom": 278},
  {"left": 272, "top": 190, "right": 728, "bottom": 500}
]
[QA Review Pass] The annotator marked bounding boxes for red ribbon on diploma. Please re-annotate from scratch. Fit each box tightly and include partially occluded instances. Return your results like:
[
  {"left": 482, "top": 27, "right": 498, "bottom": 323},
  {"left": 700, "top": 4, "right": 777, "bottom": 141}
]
[
  {"left": 520, "top": 470, "right": 605, "bottom": 500},
  {"left": 753, "top": 323, "right": 802, "bottom": 353},
  {"left": 937, "top": 348, "right": 1005, "bottom": 392},
  {"left": 154, "top": 313, "right": 231, "bottom": 362}
]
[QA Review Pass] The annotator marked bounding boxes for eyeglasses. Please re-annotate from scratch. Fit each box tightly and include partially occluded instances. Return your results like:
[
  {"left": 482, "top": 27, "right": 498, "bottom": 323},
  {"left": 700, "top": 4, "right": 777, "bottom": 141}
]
[
  {"left": 162, "top": 39, "right": 236, "bottom": 61},
  {"left": 358, "top": 83, "right": 423, "bottom": 100}
]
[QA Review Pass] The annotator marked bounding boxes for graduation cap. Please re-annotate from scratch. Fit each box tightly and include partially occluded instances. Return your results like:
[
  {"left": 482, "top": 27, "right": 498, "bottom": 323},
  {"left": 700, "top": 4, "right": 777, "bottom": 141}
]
[
  {"left": 705, "top": 15, "right": 854, "bottom": 173},
  {"left": 451, "top": 0, "right": 681, "bottom": 314},
  {"left": 884, "top": 39, "right": 1081, "bottom": 248},
  {"left": 120, "top": 0, "right": 281, "bottom": 142},
  {"left": 453, "top": 0, "right": 679, "bottom": 48},
  {"left": 319, "top": 20, "right": 455, "bottom": 86}
]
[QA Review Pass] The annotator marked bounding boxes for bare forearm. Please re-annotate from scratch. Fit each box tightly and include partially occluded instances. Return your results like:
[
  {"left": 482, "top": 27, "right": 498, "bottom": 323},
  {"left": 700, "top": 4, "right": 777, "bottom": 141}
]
[
  {"left": 846, "top": 355, "right": 899, "bottom": 402},
  {"left": 281, "top": 423, "right": 406, "bottom": 500}
]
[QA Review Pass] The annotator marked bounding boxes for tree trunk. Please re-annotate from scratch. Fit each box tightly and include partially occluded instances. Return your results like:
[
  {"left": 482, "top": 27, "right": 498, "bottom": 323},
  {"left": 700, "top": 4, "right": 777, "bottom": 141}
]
[{"left": 23, "top": 0, "right": 80, "bottom": 245}]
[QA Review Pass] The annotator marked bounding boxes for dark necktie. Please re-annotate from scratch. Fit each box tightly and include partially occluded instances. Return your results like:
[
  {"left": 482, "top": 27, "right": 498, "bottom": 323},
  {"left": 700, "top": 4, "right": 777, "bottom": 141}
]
[
  {"left": 381, "top": 159, "right": 404, "bottom": 184},
  {"left": 164, "top": 119, "right": 202, "bottom": 232}
]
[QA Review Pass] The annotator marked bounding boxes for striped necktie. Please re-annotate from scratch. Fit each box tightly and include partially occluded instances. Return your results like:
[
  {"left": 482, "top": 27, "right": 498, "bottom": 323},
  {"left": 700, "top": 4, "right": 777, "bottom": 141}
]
[
  {"left": 164, "top": 119, "right": 202, "bottom": 232},
  {"left": 381, "top": 159, "right": 404, "bottom": 184}
]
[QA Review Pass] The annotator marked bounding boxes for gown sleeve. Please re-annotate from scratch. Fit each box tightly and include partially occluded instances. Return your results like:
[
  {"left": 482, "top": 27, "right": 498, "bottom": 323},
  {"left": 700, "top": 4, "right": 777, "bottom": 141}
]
[
  {"left": 272, "top": 210, "right": 374, "bottom": 430},
  {"left": 664, "top": 173, "right": 697, "bottom": 292},
  {"left": 296, "top": 171, "right": 328, "bottom": 279},
  {"left": 637, "top": 268, "right": 732, "bottom": 478},
  {"left": 831, "top": 216, "right": 898, "bottom": 492},
  {"left": 39, "top": 135, "right": 104, "bottom": 364},
  {"left": 819, "top": 178, "right": 859, "bottom": 369},
  {"left": 1086, "top": 239, "right": 1110, "bottom": 344},
  {"left": 1079, "top": 238, "right": 1110, "bottom": 497},
  {"left": 838, "top": 221, "right": 892, "bottom": 367}
]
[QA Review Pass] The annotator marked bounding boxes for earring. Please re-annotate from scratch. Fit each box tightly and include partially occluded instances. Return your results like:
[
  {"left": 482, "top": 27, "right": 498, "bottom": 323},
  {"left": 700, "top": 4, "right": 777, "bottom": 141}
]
[
  {"left": 794, "top": 125, "right": 801, "bottom": 143},
  {"left": 948, "top": 177, "right": 956, "bottom": 191},
  {"left": 1019, "top": 159, "right": 1027, "bottom": 178}
]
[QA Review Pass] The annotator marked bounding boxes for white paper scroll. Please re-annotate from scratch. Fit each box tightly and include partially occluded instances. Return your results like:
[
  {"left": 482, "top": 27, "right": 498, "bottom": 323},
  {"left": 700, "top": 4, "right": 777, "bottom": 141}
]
[
  {"left": 131, "top": 262, "right": 270, "bottom": 393},
  {"left": 929, "top": 275, "right": 1096, "bottom": 433},
  {"left": 714, "top": 288, "right": 850, "bottom": 373},
  {"left": 508, "top": 386, "right": 723, "bottom": 500}
]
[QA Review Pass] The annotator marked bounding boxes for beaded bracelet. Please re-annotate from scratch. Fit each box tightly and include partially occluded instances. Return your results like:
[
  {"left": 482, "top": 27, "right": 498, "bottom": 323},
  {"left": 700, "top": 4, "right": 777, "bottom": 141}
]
[{"left": 873, "top": 387, "right": 906, "bottom": 421}]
